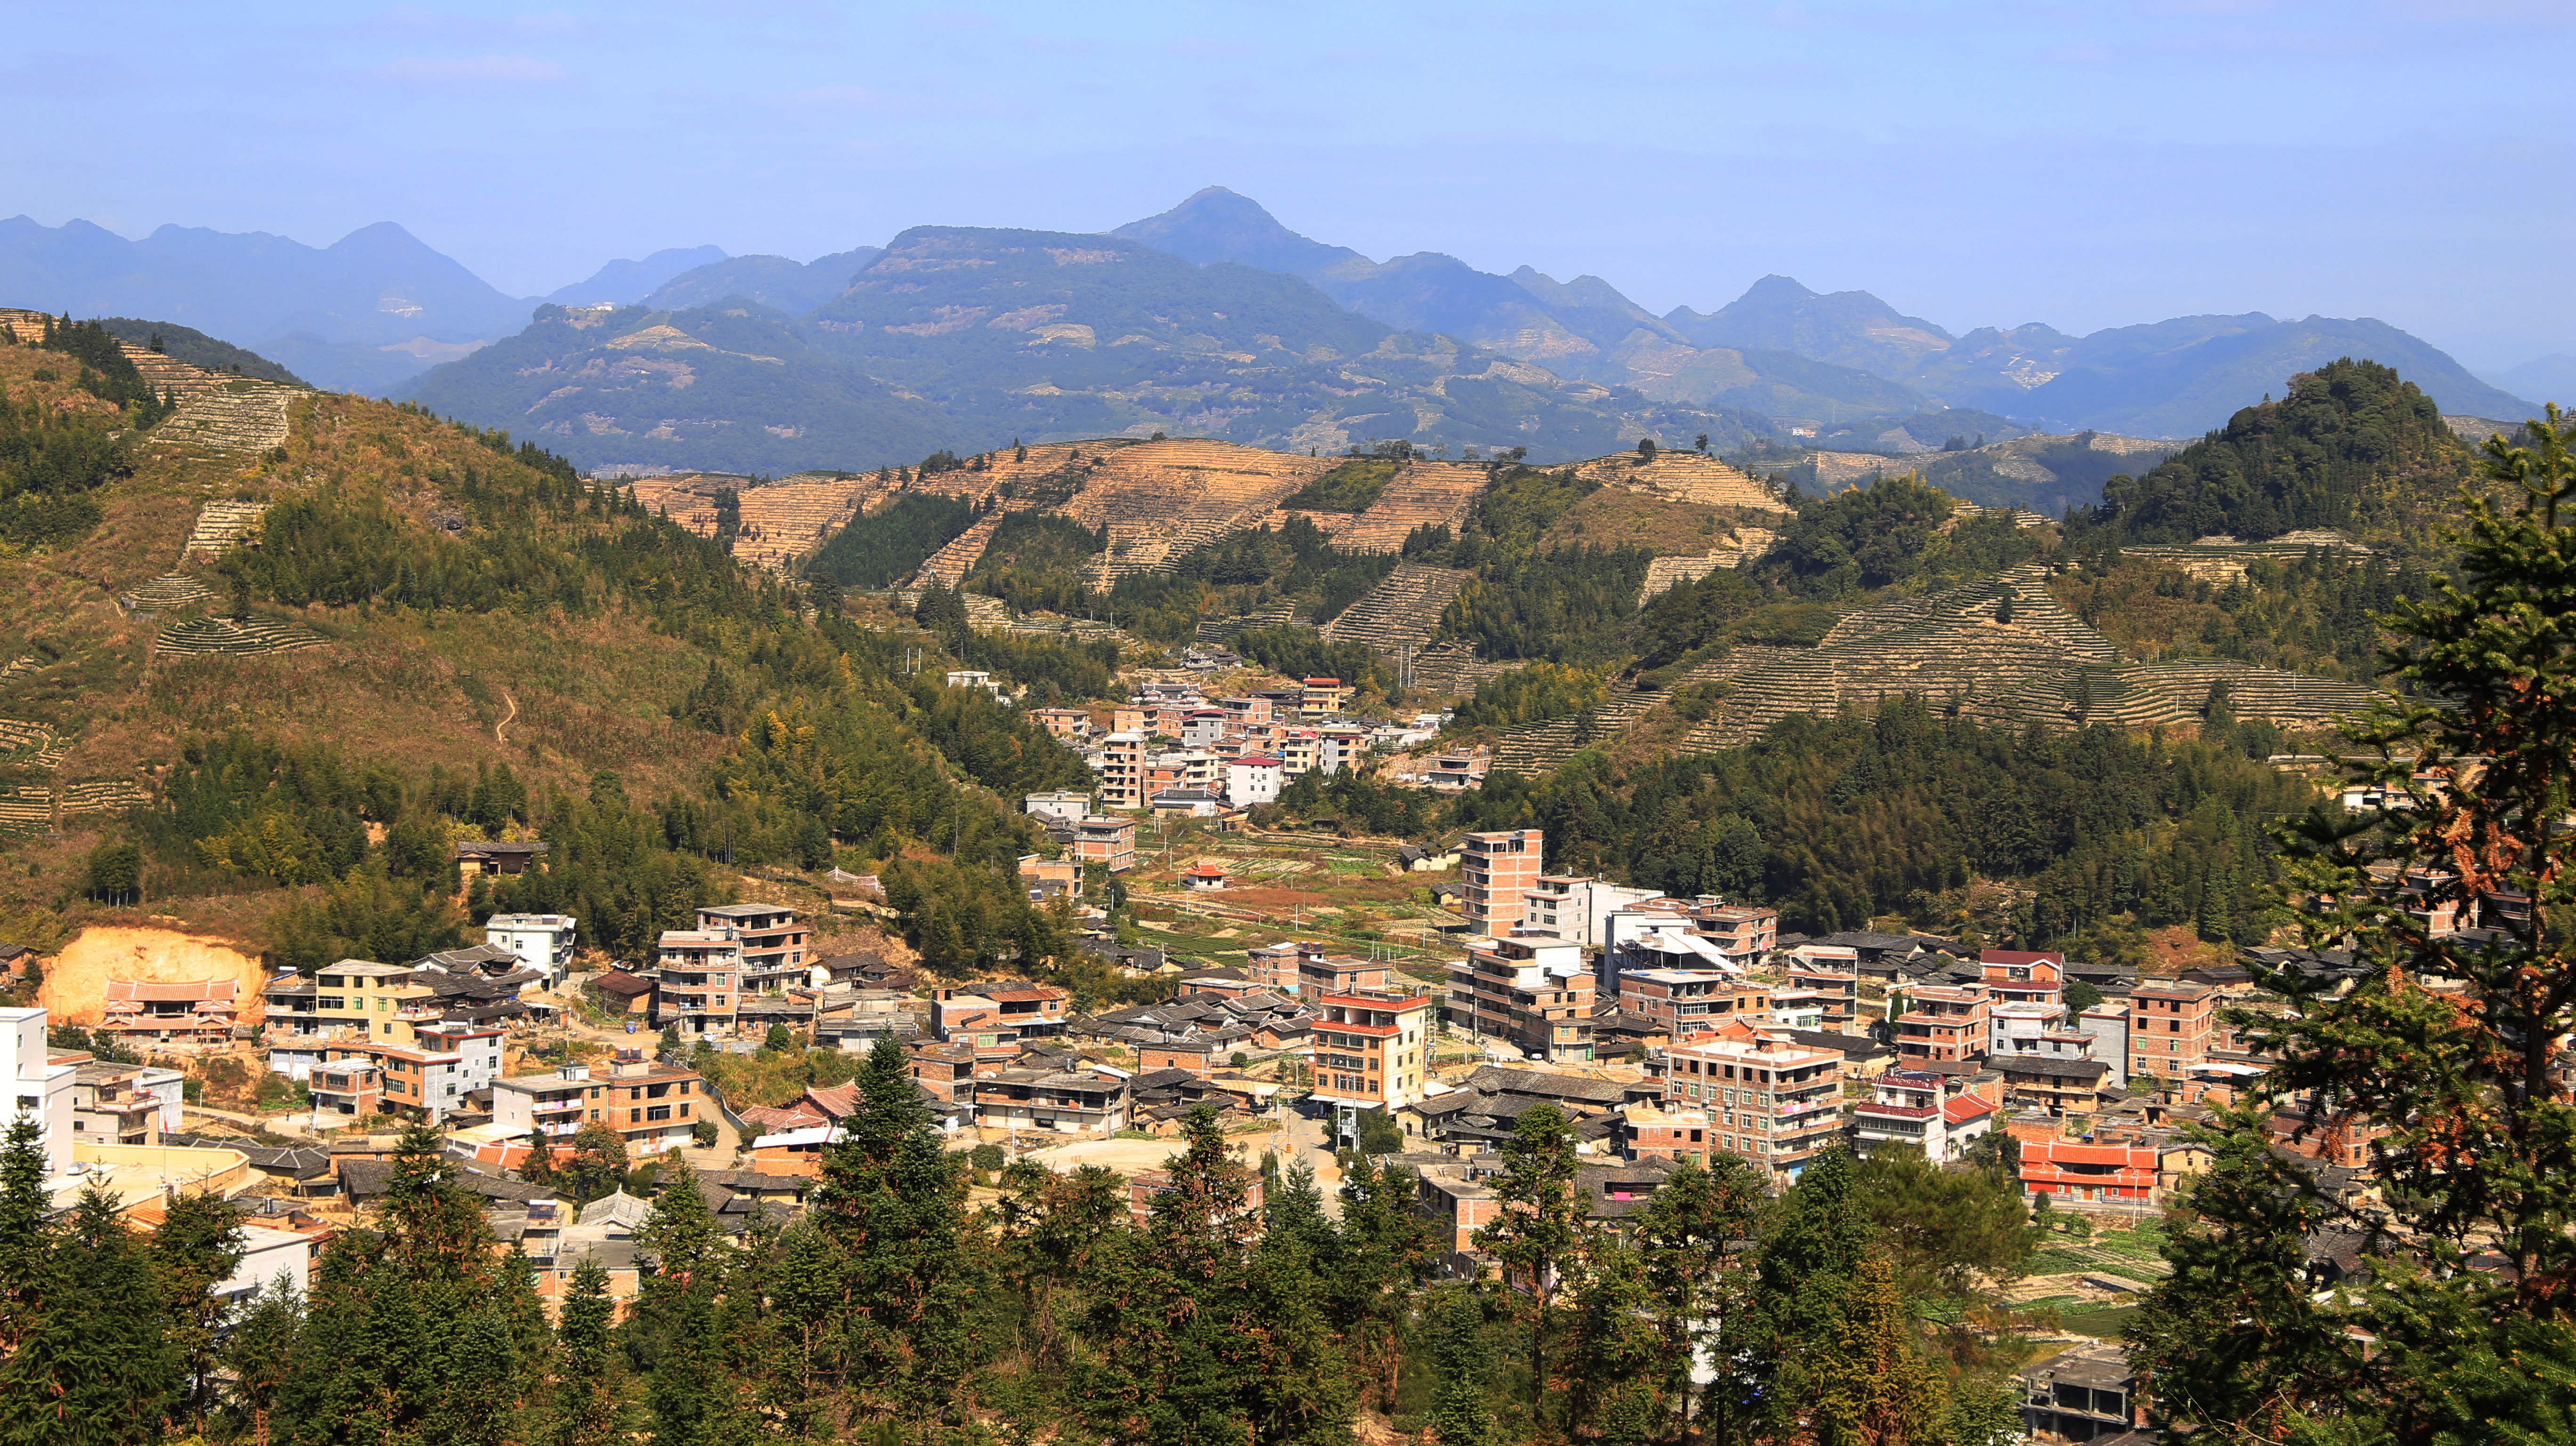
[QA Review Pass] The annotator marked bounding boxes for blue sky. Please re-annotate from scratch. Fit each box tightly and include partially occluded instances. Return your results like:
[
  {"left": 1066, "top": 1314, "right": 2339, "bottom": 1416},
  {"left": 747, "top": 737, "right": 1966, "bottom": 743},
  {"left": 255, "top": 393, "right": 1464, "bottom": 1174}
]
[{"left": 8, "top": 1, "right": 2570, "bottom": 368}]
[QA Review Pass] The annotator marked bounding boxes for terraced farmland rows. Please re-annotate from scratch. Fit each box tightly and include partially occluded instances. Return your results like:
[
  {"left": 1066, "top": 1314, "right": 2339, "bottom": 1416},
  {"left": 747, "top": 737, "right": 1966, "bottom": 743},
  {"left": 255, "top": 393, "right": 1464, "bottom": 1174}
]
[
  {"left": 163, "top": 383, "right": 293, "bottom": 453},
  {"left": 153, "top": 615, "right": 326, "bottom": 659},
  {"left": 180, "top": 502, "right": 269, "bottom": 563},
  {"left": 1321, "top": 564, "right": 1473, "bottom": 651}
]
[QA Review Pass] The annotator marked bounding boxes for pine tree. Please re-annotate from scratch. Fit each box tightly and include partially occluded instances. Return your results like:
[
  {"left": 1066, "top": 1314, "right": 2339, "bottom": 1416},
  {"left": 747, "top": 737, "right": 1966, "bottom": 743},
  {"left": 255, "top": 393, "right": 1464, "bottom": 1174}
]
[
  {"left": 1630, "top": 1157, "right": 1769, "bottom": 1436},
  {"left": 1809, "top": 1254, "right": 1946, "bottom": 1446},
  {"left": 11, "top": 1185, "right": 186, "bottom": 1445},
  {"left": 547, "top": 1256, "right": 623, "bottom": 1446},
  {"left": 1425, "top": 1289, "right": 1494, "bottom": 1446},
  {"left": 1746, "top": 1148, "right": 1876, "bottom": 1442},
  {"left": 2132, "top": 407, "right": 2576, "bottom": 1439},
  {"left": 1472, "top": 1104, "right": 1581, "bottom": 1429},
  {"left": 151, "top": 1188, "right": 247, "bottom": 1431}
]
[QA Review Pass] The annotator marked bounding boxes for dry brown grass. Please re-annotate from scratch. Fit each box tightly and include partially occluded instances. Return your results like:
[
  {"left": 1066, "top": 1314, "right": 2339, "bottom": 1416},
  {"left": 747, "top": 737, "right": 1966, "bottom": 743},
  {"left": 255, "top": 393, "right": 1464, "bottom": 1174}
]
[{"left": 1541, "top": 488, "right": 1739, "bottom": 556}]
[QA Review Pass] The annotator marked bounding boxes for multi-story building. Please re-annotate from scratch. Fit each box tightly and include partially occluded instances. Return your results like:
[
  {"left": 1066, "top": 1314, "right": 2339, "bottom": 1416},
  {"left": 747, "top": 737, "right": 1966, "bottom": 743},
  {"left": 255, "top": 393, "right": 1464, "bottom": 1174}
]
[
  {"left": 308, "top": 1058, "right": 382, "bottom": 1122},
  {"left": 1099, "top": 732, "right": 1146, "bottom": 810},
  {"left": 1853, "top": 1068, "right": 1951, "bottom": 1160},
  {"left": 1309, "top": 990, "right": 1434, "bottom": 1112},
  {"left": 4, "top": 1009, "right": 84, "bottom": 1173},
  {"left": 654, "top": 930, "right": 743, "bottom": 1037},
  {"left": 1620, "top": 1100, "right": 1714, "bottom": 1166},
  {"left": 1071, "top": 816, "right": 1137, "bottom": 874},
  {"left": 1618, "top": 971, "right": 1771, "bottom": 1040},
  {"left": 2019, "top": 1343, "right": 2154, "bottom": 1443},
  {"left": 2021, "top": 1139, "right": 2161, "bottom": 1209},
  {"left": 1031, "top": 707, "right": 1093, "bottom": 742},
  {"left": 70, "top": 1060, "right": 161, "bottom": 1145},
  {"left": 492, "top": 1060, "right": 616, "bottom": 1141},
  {"left": 974, "top": 1067, "right": 1130, "bottom": 1137},
  {"left": 311, "top": 961, "right": 436, "bottom": 1047},
  {"left": 698, "top": 904, "right": 808, "bottom": 994},
  {"left": 1996, "top": 1053, "right": 2112, "bottom": 1117},
  {"left": 1689, "top": 902, "right": 1779, "bottom": 968},
  {"left": 1276, "top": 730, "right": 1321, "bottom": 778},
  {"left": 2129, "top": 980, "right": 2216, "bottom": 1084},
  {"left": 1523, "top": 875, "right": 1663, "bottom": 948},
  {"left": 1224, "top": 754, "right": 1282, "bottom": 807},
  {"left": 1988, "top": 1000, "right": 2067, "bottom": 1059},
  {"left": 2078, "top": 1001, "right": 2131, "bottom": 1090},
  {"left": 369, "top": 1041, "right": 473, "bottom": 1123},
  {"left": 1018, "top": 854, "right": 1082, "bottom": 900},
  {"left": 1894, "top": 982, "right": 1992, "bottom": 1065},
  {"left": 483, "top": 913, "right": 580, "bottom": 985},
  {"left": 1423, "top": 746, "right": 1491, "bottom": 794},
  {"left": 1446, "top": 932, "right": 1595, "bottom": 1062},
  {"left": 1658, "top": 1021, "right": 1845, "bottom": 1180},
  {"left": 1781, "top": 966, "right": 1862, "bottom": 1033},
  {"left": 1315, "top": 723, "right": 1369, "bottom": 774},
  {"left": 1979, "top": 950, "right": 2065, "bottom": 1008},
  {"left": 1462, "top": 829, "right": 1545, "bottom": 935},
  {"left": 410, "top": 1020, "right": 507, "bottom": 1106},
  {"left": 1025, "top": 789, "right": 1095, "bottom": 822},
  {"left": 570, "top": 1049, "right": 708, "bottom": 1155},
  {"left": 1246, "top": 941, "right": 1313, "bottom": 995},
  {"left": 1299, "top": 677, "right": 1353, "bottom": 715},
  {"left": 934, "top": 983, "right": 1070, "bottom": 1041},
  {"left": 1298, "top": 954, "right": 1392, "bottom": 999}
]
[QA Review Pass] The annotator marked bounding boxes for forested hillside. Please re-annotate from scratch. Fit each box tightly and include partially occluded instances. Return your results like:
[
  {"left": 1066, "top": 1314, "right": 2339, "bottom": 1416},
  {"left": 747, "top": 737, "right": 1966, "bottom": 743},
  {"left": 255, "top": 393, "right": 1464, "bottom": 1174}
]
[
  {"left": 2069, "top": 359, "right": 2478, "bottom": 549},
  {"left": 0, "top": 347, "right": 1121, "bottom": 984}
]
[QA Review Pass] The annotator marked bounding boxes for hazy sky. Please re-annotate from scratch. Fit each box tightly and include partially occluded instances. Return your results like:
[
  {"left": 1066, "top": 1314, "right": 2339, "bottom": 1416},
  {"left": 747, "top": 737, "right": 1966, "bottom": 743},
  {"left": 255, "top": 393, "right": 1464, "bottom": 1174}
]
[{"left": 9, "top": 1, "right": 2570, "bottom": 368}]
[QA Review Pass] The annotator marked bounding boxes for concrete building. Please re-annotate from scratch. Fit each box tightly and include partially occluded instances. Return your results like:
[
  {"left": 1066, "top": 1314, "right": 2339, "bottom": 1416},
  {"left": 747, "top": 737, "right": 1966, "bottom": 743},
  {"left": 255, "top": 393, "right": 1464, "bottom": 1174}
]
[
  {"left": 1620, "top": 1100, "right": 1714, "bottom": 1167},
  {"left": 1988, "top": 1000, "right": 2067, "bottom": 1060},
  {"left": 1461, "top": 829, "right": 1545, "bottom": 935},
  {"left": 1446, "top": 932, "right": 1594, "bottom": 1062},
  {"left": 1523, "top": 875, "right": 1662, "bottom": 948},
  {"left": 483, "top": 914, "right": 579, "bottom": 985},
  {"left": 309, "top": 1058, "right": 383, "bottom": 1122},
  {"left": 1979, "top": 950, "right": 2065, "bottom": 1008},
  {"left": 1018, "top": 854, "right": 1082, "bottom": 900},
  {"left": 1224, "top": 754, "right": 1282, "bottom": 807},
  {"left": 1689, "top": 902, "right": 1779, "bottom": 968},
  {"left": 1024, "top": 789, "right": 1094, "bottom": 822},
  {"left": 1099, "top": 732, "right": 1146, "bottom": 811},
  {"left": 1298, "top": 954, "right": 1393, "bottom": 999},
  {"left": 2078, "top": 1001, "right": 2131, "bottom": 1090},
  {"left": 2130, "top": 980, "right": 2216, "bottom": 1084},
  {"left": 974, "top": 1068, "right": 1130, "bottom": 1137},
  {"left": 696, "top": 904, "right": 808, "bottom": 994},
  {"left": 1658, "top": 1021, "right": 1845, "bottom": 1180},
  {"left": 551, "top": 1041, "right": 700, "bottom": 1155},
  {"left": 70, "top": 1061, "right": 161, "bottom": 1146},
  {"left": 311, "top": 961, "right": 435, "bottom": 1047},
  {"left": 1309, "top": 990, "right": 1434, "bottom": 1112},
  {"left": 654, "top": 930, "right": 742, "bottom": 1037},
  {"left": 492, "top": 1060, "right": 616, "bottom": 1142},
  {"left": 2019, "top": 1343, "right": 2153, "bottom": 1443},
  {"left": 1894, "top": 983, "right": 1992, "bottom": 1066},
  {"left": 1070, "top": 816, "right": 1137, "bottom": 873},
  {"left": 1618, "top": 971, "right": 1772, "bottom": 1040}
]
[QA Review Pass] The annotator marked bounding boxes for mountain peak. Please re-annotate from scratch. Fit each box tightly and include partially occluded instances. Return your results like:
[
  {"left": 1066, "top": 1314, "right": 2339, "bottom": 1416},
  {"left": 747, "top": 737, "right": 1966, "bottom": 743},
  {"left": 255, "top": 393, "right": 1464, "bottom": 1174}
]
[{"left": 1110, "top": 188, "right": 1366, "bottom": 279}]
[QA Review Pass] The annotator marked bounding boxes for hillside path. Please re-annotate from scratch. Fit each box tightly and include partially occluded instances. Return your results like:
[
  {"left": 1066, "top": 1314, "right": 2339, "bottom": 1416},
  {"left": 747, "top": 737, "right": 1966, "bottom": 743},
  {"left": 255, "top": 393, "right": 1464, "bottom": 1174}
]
[{"left": 495, "top": 689, "right": 517, "bottom": 744}]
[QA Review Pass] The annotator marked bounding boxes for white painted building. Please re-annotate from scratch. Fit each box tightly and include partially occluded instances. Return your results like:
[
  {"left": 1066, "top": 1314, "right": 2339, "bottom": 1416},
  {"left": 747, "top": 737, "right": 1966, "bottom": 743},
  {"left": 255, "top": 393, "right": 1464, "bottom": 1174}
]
[
  {"left": 1525, "top": 875, "right": 1664, "bottom": 948},
  {"left": 484, "top": 914, "right": 580, "bottom": 985},
  {"left": 1224, "top": 754, "right": 1282, "bottom": 807},
  {"left": 0, "top": 1006, "right": 76, "bottom": 1176}
]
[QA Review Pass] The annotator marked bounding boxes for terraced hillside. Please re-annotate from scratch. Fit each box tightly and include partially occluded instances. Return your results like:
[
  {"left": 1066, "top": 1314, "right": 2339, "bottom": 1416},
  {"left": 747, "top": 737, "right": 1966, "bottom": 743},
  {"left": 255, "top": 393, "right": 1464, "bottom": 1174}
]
[
  {"left": 1573, "top": 451, "right": 1778, "bottom": 508},
  {"left": 1659, "top": 564, "right": 2394, "bottom": 748},
  {"left": 730, "top": 474, "right": 884, "bottom": 572},
  {"left": 1291, "top": 460, "right": 1489, "bottom": 554},
  {"left": 1052, "top": 438, "right": 1338, "bottom": 583},
  {"left": 2121, "top": 529, "right": 2375, "bottom": 582},
  {"left": 1320, "top": 564, "right": 1474, "bottom": 651}
]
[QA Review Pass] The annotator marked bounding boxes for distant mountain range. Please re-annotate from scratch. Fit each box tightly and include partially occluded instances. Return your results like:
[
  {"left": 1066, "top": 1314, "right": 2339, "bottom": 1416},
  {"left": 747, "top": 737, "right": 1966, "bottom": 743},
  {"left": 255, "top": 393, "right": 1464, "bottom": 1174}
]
[
  {"left": 0, "top": 192, "right": 2549, "bottom": 461},
  {"left": 402, "top": 226, "right": 1775, "bottom": 476},
  {"left": 1112, "top": 188, "right": 2538, "bottom": 438}
]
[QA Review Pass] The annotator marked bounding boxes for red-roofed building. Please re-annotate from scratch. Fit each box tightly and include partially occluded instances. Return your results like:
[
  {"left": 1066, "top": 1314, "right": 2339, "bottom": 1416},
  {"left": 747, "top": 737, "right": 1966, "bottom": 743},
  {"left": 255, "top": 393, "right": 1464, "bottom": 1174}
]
[
  {"left": 1979, "top": 951, "right": 2064, "bottom": 1008},
  {"left": 1180, "top": 860, "right": 1230, "bottom": 891},
  {"left": 100, "top": 978, "right": 239, "bottom": 1046},
  {"left": 2020, "top": 1139, "right": 2161, "bottom": 1208}
]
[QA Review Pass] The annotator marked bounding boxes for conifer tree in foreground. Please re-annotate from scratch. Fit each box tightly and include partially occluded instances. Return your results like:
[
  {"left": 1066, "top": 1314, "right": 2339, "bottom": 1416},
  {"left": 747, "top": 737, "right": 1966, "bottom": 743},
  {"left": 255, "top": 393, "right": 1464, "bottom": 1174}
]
[{"left": 2132, "top": 406, "right": 2576, "bottom": 1441}]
